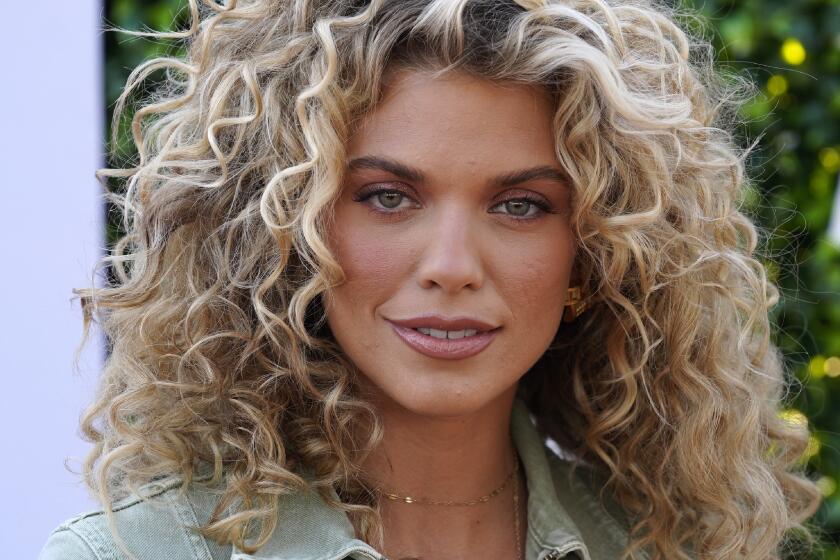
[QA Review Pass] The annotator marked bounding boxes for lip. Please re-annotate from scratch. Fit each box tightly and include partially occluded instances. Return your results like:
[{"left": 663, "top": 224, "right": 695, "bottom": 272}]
[
  {"left": 386, "top": 316, "right": 501, "bottom": 360},
  {"left": 387, "top": 314, "right": 500, "bottom": 332}
]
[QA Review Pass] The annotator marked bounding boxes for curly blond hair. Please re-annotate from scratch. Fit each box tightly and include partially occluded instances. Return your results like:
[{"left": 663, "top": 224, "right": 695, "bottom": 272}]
[{"left": 77, "top": 0, "right": 822, "bottom": 558}]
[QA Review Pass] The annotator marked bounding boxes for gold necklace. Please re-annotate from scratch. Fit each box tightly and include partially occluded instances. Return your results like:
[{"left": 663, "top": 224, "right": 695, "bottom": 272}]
[
  {"left": 376, "top": 444, "right": 524, "bottom": 560},
  {"left": 378, "top": 448, "right": 518, "bottom": 506}
]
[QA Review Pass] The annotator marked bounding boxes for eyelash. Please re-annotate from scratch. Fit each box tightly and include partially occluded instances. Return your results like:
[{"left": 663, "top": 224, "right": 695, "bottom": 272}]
[{"left": 352, "top": 186, "right": 555, "bottom": 221}]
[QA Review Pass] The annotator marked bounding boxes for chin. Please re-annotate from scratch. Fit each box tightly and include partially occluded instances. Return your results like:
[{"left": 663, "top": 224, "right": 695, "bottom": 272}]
[{"left": 369, "top": 376, "right": 517, "bottom": 419}]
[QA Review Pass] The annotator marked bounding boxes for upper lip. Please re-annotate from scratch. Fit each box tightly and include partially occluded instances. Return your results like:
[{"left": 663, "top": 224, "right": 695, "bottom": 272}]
[{"left": 387, "top": 314, "right": 500, "bottom": 332}]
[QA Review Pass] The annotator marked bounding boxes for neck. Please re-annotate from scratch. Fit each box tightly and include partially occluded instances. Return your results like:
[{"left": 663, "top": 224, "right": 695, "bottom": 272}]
[
  {"left": 363, "top": 391, "right": 518, "bottom": 500},
  {"left": 355, "top": 384, "right": 524, "bottom": 558}
]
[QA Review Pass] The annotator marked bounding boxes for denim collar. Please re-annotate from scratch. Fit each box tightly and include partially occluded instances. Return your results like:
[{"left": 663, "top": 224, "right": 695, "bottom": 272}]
[{"left": 230, "top": 398, "right": 590, "bottom": 560}]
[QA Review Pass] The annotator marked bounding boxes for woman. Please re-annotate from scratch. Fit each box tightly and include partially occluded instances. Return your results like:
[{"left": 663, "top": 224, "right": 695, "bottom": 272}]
[{"left": 39, "top": 0, "right": 821, "bottom": 559}]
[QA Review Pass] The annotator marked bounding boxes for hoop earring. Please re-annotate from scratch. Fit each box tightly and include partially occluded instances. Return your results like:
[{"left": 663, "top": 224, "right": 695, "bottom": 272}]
[{"left": 563, "top": 285, "right": 589, "bottom": 322}]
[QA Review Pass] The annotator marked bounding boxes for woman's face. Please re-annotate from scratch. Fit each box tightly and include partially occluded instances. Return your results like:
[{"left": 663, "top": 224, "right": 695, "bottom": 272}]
[{"left": 325, "top": 68, "right": 575, "bottom": 417}]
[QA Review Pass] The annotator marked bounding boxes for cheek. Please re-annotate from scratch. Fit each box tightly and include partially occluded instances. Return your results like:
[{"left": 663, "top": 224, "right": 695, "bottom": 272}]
[
  {"left": 495, "top": 231, "right": 573, "bottom": 323},
  {"left": 337, "top": 235, "right": 393, "bottom": 290},
  {"left": 326, "top": 209, "right": 412, "bottom": 314}
]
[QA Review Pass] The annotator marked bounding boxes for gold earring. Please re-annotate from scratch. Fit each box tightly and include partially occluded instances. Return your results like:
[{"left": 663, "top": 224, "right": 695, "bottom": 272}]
[{"left": 563, "top": 285, "right": 589, "bottom": 322}]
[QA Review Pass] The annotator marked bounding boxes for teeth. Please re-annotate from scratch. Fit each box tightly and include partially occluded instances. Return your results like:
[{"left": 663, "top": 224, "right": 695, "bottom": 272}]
[
  {"left": 415, "top": 327, "right": 480, "bottom": 339},
  {"left": 429, "top": 328, "right": 447, "bottom": 339}
]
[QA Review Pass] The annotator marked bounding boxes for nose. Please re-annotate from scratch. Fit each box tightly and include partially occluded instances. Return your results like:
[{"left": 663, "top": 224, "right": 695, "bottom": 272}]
[{"left": 415, "top": 206, "right": 484, "bottom": 294}]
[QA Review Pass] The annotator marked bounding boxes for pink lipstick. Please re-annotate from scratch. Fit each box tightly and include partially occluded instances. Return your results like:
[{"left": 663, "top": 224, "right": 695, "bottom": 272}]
[{"left": 386, "top": 319, "right": 500, "bottom": 360}]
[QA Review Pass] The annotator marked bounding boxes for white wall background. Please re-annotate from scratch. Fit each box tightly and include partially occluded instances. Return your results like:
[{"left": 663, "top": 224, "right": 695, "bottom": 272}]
[
  {"left": 830, "top": 174, "right": 840, "bottom": 245},
  {"left": 0, "top": 1, "right": 103, "bottom": 557}
]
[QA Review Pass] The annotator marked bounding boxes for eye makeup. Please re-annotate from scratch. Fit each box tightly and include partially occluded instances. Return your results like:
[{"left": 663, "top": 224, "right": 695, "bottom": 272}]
[{"left": 351, "top": 184, "right": 557, "bottom": 222}]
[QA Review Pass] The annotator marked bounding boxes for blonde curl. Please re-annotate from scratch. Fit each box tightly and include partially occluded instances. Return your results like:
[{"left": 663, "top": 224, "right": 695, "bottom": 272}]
[{"left": 77, "top": 0, "right": 821, "bottom": 558}]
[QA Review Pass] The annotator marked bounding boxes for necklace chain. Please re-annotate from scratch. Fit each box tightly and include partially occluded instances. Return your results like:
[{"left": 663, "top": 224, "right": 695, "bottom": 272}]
[
  {"left": 376, "top": 442, "right": 524, "bottom": 560},
  {"left": 376, "top": 447, "right": 519, "bottom": 506},
  {"left": 378, "top": 448, "right": 518, "bottom": 506}
]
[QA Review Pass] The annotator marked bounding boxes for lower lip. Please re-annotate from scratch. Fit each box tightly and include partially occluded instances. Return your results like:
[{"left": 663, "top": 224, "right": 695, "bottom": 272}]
[{"left": 387, "top": 321, "right": 500, "bottom": 360}]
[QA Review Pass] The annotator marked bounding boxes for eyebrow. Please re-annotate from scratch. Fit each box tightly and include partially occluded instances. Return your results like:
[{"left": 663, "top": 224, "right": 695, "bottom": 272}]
[{"left": 346, "top": 155, "right": 569, "bottom": 189}]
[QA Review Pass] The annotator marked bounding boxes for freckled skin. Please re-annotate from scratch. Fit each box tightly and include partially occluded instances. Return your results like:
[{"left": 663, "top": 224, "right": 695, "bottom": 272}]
[
  {"left": 326, "top": 68, "right": 575, "bottom": 417},
  {"left": 322, "top": 68, "right": 576, "bottom": 557}
]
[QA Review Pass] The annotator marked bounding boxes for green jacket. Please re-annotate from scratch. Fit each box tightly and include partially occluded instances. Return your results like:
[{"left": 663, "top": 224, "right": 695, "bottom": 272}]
[{"left": 39, "top": 399, "right": 643, "bottom": 560}]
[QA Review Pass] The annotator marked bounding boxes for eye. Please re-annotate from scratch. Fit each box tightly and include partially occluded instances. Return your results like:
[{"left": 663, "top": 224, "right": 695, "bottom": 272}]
[
  {"left": 489, "top": 196, "right": 553, "bottom": 220},
  {"left": 373, "top": 191, "right": 410, "bottom": 210},
  {"left": 353, "top": 186, "right": 418, "bottom": 213}
]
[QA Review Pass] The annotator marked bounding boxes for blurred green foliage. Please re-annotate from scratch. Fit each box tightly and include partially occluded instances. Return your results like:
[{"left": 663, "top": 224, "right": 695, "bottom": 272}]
[
  {"left": 676, "top": 1, "right": 840, "bottom": 557},
  {"left": 105, "top": 0, "right": 840, "bottom": 556}
]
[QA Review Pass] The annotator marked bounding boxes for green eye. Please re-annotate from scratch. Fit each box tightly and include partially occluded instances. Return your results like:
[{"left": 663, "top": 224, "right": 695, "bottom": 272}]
[
  {"left": 504, "top": 200, "right": 531, "bottom": 216},
  {"left": 490, "top": 196, "right": 552, "bottom": 219},
  {"left": 377, "top": 192, "right": 404, "bottom": 209}
]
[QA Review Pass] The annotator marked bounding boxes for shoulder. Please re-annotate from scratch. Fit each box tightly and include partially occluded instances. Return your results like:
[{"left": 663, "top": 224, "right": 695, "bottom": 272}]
[
  {"left": 544, "top": 448, "right": 633, "bottom": 529},
  {"left": 38, "top": 477, "right": 231, "bottom": 560},
  {"left": 543, "top": 446, "right": 649, "bottom": 560}
]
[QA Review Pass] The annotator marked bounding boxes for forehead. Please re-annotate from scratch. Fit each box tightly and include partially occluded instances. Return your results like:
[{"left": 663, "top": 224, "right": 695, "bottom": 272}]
[{"left": 346, "top": 68, "right": 558, "bottom": 166}]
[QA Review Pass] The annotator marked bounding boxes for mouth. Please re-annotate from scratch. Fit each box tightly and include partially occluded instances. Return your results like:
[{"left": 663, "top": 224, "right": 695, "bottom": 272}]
[
  {"left": 387, "top": 321, "right": 501, "bottom": 360},
  {"left": 409, "top": 326, "right": 498, "bottom": 339}
]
